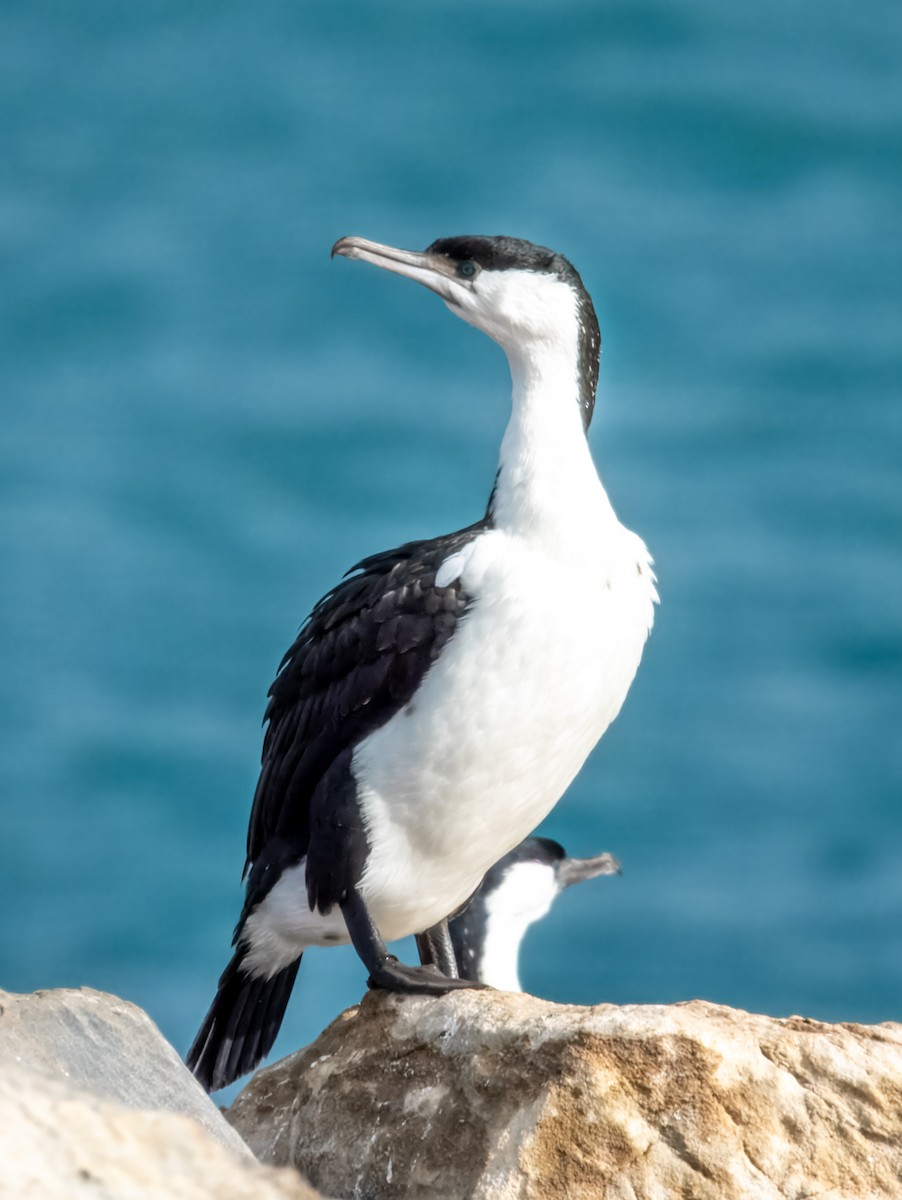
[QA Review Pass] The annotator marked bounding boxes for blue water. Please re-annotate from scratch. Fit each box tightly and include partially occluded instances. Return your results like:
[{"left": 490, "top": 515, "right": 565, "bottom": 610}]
[{"left": 2, "top": 0, "right": 900, "bottom": 1091}]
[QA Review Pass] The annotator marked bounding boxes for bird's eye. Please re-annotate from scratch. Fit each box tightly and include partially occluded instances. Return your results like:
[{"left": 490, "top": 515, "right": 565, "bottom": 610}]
[{"left": 457, "top": 260, "right": 478, "bottom": 279}]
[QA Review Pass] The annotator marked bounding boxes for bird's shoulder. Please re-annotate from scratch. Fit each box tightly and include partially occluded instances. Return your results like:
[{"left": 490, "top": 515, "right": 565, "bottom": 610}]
[{"left": 267, "top": 519, "right": 488, "bottom": 714}]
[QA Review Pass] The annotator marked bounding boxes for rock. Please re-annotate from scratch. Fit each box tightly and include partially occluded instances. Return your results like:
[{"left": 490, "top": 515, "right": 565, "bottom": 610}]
[
  {"left": 0, "top": 1064, "right": 321, "bottom": 1200},
  {"left": 0, "top": 987, "right": 322, "bottom": 1199},
  {"left": 227, "top": 989, "right": 902, "bottom": 1200},
  {"left": 0, "top": 986, "right": 248, "bottom": 1158}
]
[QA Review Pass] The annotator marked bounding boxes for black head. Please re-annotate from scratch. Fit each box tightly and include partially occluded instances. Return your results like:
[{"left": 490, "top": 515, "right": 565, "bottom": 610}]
[
  {"left": 425, "top": 236, "right": 576, "bottom": 279},
  {"left": 481, "top": 835, "right": 567, "bottom": 888}
]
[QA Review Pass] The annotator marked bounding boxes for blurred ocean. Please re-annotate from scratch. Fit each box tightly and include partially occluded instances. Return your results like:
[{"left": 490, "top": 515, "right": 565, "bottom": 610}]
[{"left": 2, "top": 0, "right": 900, "bottom": 1093}]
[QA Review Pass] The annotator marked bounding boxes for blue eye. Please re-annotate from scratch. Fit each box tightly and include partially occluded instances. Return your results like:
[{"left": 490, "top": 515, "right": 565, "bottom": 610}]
[{"left": 457, "top": 261, "right": 477, "bottom": 279}]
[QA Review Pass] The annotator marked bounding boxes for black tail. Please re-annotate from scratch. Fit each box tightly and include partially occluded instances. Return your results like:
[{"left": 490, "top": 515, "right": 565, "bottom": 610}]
[{"left": 186, "top": 952, "right": 301, "bottom": 1092}]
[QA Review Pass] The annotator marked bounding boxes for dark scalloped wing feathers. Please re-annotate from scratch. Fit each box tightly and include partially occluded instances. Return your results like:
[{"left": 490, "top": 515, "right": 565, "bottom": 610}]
[{"left": 244, "top": 520, "right": 488, "bottom": 875}]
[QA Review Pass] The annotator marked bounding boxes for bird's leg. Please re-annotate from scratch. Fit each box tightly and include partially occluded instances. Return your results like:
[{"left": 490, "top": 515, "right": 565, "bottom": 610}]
[
  {"left": 341, "top": 889, "right": 484, "bottom": 994},
  {"left": 414, "top": 931, "right": 433, "bottom": 968},
  {"left": 415, "top": 919, "right": 460, "bottom": 979}
]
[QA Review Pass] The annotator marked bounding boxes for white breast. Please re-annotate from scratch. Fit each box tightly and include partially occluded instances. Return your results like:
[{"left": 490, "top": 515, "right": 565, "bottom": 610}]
[{"left": 354, "top": 516, "right": 656, "bottom": 942}]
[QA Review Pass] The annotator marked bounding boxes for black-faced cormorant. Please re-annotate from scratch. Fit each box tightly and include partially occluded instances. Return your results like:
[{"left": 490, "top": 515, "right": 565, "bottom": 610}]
[
  {"left": 449, "top": 837, "right": 621, "bottom": 990},
  {"left": 187, "top": 234, "right": 657, "bottom": 1092}
]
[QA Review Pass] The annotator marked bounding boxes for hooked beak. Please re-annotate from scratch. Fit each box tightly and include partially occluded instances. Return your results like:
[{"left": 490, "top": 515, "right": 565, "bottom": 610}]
[
  {"left": 555, "top": 852, "right": 621, "bottom": 890},
  {"left": 331, "top": 236, "right": 462, "bottom": 304}
]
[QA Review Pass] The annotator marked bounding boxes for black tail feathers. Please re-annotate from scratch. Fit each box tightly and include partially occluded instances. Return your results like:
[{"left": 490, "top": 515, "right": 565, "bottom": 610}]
[{"left": 186, "top": 952, "right": 301, "bottom": 1093}]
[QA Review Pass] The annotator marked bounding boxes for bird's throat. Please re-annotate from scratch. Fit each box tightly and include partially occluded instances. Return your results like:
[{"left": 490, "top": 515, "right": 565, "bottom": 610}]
[{"left": 490, "top": 340, "right": 608, "bottom": 544}]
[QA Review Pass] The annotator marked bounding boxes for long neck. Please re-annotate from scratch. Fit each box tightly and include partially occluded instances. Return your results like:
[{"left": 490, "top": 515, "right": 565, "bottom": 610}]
[
  {"left": 477, "top": 920, "right": 524, "bottom": 992},
  {"left": 489, "top": 338, "right": 613, "bottom": 543}
]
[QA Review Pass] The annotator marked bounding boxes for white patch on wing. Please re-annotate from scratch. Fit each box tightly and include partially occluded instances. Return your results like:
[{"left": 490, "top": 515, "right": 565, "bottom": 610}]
[{"left": 435, "top": 546, "right": 472, "bottom": 589}]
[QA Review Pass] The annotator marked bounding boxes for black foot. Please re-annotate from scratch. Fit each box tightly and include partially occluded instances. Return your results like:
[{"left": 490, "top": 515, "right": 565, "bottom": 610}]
[
  {"left": 368, "top": 954, "right": 486, "bottom": 994},
  {"left": 340, "top": 888, "right": 488, "bottom": 995}
]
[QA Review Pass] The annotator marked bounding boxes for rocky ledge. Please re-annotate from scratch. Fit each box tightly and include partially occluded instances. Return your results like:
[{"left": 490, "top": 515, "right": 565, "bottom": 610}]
[
  {"left": 3, "top": 984, "right": 901, "bottom": 1199},
  {"left": 227, "top": 989, "right": 902, "bottom": 1200}
]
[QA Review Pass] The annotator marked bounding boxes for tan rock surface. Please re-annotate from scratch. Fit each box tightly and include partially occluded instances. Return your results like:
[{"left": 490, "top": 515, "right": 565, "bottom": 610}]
[
  {"left": 227, "top": 989, "right": 902, "bottom": 1200},
  {"left": 0, "top": 1065, "right": 320, "bottom": 1200}
]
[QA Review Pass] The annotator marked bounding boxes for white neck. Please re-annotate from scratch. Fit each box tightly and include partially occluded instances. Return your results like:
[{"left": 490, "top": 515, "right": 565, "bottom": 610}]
[
  {"left": 478, "top": 862, "right": 560, "bottom": 991},
  {"left": 477, "top": 926, "right": 524, "bottom": 993},
  {"left": 490, "top": 337, "right": 613, "bottom": 544}
]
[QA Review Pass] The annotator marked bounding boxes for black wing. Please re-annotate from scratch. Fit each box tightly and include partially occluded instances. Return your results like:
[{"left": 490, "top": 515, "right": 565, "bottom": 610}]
[{"left": 244, "top": 520, "right": 487, "bottom": 873}]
